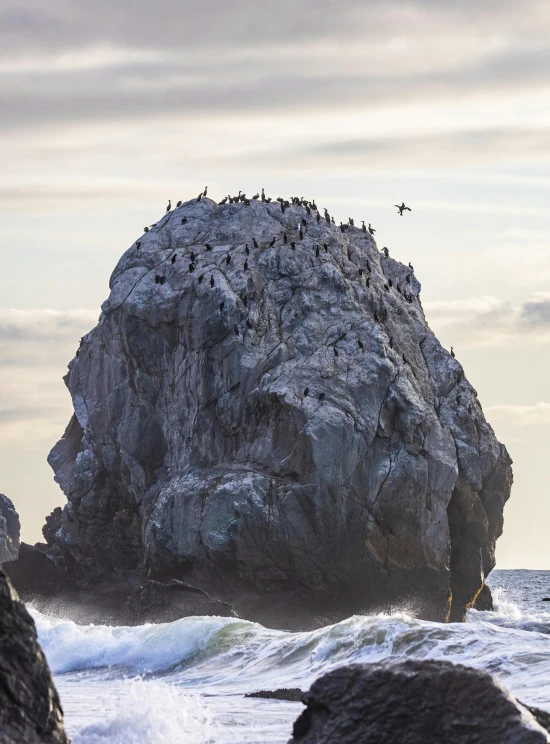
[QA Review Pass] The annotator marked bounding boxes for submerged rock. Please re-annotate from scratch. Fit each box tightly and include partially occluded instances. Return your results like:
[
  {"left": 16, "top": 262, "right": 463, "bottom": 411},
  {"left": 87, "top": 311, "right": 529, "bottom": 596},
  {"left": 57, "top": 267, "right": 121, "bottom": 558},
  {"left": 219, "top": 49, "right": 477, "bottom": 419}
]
[
  {"left": 0, "top": 567, "right": 68, "bottom": 744},
  {"left": 39, "top": 195, "right": 511, "bottom": 628},
  {"left": 0, "top": 493, "right": 20, "bottom": 564},
  {"left": 288, "top": 660, "right": 550, "bottom": 743}
]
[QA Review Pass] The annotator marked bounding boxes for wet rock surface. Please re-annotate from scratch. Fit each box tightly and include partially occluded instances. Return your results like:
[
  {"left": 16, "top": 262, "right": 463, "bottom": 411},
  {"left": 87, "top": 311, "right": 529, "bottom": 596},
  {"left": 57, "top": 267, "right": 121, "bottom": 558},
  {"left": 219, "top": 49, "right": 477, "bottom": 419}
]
[
  {"left": 37, "top": 195, "right": 511, "bottom": 628},
  {"left": 288, "top": 660, "right": 550, "bottom": 744},
  {"left": 0, "top": 567, "right": 68, "bottom": 744},
  {"left": 0, "top": 494, "right": 20, "bottom": 564}
]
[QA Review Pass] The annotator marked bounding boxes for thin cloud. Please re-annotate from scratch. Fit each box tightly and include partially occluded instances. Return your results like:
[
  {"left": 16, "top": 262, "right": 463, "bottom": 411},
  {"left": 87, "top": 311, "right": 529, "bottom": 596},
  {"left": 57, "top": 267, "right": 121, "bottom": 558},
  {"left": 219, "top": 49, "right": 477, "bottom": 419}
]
[{"left": 486, "top": 402, "right": 550, "bottom": 426}]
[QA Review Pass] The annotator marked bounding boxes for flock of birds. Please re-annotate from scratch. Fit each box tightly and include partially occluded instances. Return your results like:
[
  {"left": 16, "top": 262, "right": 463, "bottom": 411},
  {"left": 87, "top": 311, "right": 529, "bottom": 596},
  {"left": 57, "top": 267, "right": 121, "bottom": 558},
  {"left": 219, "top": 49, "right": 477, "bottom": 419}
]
[{"left": 112, "top": 188, "right": 459, "bottom": 405}]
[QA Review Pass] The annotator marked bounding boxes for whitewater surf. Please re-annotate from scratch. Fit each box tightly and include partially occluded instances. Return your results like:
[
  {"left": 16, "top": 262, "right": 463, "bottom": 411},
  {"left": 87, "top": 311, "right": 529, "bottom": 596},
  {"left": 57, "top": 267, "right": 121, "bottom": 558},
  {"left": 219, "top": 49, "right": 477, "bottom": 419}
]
[{"left": 32, "top": 570, "right": 550, "bottom": 744}]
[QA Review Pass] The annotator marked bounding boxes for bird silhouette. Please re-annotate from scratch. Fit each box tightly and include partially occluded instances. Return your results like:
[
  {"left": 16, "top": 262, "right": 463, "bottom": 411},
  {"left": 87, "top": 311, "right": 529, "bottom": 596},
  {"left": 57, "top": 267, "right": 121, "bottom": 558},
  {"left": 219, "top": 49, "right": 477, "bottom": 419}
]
[{"left": 395, "top": 202, "right": 411, "bottom": 216}]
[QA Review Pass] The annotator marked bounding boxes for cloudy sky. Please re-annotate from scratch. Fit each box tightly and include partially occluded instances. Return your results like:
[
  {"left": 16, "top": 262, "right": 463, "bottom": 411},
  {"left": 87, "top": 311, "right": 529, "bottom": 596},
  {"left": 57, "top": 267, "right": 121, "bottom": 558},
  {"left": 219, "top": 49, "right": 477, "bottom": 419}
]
[{"left": 1, "top": 0, "right": 549, "bottom": 568}]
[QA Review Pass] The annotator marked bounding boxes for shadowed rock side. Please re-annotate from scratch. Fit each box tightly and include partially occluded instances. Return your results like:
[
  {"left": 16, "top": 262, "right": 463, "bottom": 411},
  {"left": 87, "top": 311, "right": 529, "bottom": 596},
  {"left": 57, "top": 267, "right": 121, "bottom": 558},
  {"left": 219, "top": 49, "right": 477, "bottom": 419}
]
[
  {"left": 41, "top": 196, "right": 511, "bottom": 628},
  {"left": 287, "top": 661, "right": 550, "bottom": 743},
  {"left": 0, "top": 494, "right": 20, "bottom": 564},
  {"left": 0, "top": 568, "right": 68, "bottom": 744}
]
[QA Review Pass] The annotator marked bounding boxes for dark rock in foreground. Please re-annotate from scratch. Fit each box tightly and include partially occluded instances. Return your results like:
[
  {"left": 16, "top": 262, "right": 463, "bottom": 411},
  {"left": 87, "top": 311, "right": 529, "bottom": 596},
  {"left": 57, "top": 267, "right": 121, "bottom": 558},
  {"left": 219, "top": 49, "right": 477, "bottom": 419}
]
[
  {"left": 0, "top": 568, "right": 68, "bottom": 744},
  {"left": 0, "top": 494, "right": 20, "bottom": 564},
  {"left": 34, "top": 195, "right": 511, "bottom": 629},
  {"left": 288, "top": 660, "right": 549, "bottom": 743}
]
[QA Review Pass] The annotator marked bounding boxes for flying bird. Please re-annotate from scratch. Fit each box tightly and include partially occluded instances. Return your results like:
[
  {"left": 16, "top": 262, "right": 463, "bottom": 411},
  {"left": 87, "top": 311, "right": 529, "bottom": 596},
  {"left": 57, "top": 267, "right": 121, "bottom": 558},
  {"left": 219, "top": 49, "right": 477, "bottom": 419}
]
[{"left": 395, "top": 202, "right": 411, "bottom": 216}]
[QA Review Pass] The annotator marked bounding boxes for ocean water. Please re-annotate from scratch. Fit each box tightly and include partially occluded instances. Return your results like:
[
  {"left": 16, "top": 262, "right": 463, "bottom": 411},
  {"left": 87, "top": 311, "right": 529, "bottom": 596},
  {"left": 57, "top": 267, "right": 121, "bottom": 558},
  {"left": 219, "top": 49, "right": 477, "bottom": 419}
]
[{"left": 32, "top": 569, "right": 550, "bottom": 743}]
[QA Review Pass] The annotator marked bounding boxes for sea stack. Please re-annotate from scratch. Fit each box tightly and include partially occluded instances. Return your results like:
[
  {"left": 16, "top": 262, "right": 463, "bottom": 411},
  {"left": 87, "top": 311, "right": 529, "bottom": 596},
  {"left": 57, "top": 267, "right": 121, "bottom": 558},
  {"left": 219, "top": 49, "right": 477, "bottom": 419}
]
[{"left": 40, "top": 196, "right": 511, "bottom": 629}]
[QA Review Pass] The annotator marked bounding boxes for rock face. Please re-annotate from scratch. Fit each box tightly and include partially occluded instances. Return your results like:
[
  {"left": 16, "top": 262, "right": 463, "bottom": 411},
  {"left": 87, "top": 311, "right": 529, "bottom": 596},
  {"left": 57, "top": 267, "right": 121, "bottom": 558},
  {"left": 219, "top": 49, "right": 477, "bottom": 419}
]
[
  {"left": 288, "top": 660, "right": 550, "bottom": 744},
  {"left": 44, "top": 195, "right": 512, "bottom": 628},
  {"left": 0, "top": 494, "right": 20, "bottom": 564},
  {"left": 0, "top": 568, "right": 68, "bottom": 744}
]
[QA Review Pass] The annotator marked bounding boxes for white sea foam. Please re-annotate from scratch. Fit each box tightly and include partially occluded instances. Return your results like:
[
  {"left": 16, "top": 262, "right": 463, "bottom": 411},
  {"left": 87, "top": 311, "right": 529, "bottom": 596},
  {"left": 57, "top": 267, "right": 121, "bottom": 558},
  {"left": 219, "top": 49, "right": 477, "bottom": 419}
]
[{"left": 31, "top": 570, "right": 550, "bottom": 743}]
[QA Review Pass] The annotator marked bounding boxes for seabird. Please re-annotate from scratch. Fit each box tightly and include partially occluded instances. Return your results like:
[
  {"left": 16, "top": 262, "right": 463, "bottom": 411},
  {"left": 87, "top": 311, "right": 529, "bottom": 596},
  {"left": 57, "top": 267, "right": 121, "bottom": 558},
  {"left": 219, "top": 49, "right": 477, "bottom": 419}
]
[
  {"left": 366, "top": 277, "right": 370, "bottom": 287},
  {"left": 290, "top": 241, "right": 296, "bottom": 250},
  {"left": 226, "top": 254, "right": 232, "bottom": 265},
  {"left": 324, "top": 243, "right": 329, "bottom": 251},
  {"left": 182, "top": 218, "right": 188, "bottom": 224},
  {"left": 219, "top": 197, "right": 228, "bottom": 205},
  {"left": 210, "top": 275, "right": 215, "bottom": 288},
  {"left": 301, "top": 218, "right": 307, "bottom": 226},
  {"left": 177, "top": 200, "right": 182, "bottom": 208},
  {"left": 349, "top": 218, "right": 354, "bottom": 227},
  {"left": 284, "top": 232, "right": 288, "bottom": 244},
  {"left": 135, "top": 241, "right": 141, "bottom": 249},
  {"left": 269, "top": 237, "right": 276, "bottom": 247},
  {"left": 368, "top": 223, "right": 376, "bottom": 235},
  {"left": 244, "top": 259, "right": 249, "bottom": 271},
  {"left": 261, "top": 188, "right": 266, "bottom": 202},
  {"left": 450, "top": 347, "right": 455, "bottom": 358},
  {"left": 171, "top": 254, "right": 177, "bottom": 264},
  {"left": 245, "top": 244, "right": 250, "bottom": 255},
  {"left": 189, "top": 263, "right": 195, "bottom": 273},
  {"left": 253, "top": 238, "right": 259, "bottom": 249},
  {"left": 144, "top": 226, "right": 150, "bottom": 232},
  {"left": 358, "top": 268, "right": 363, "bottom": 276},
  {"left": 190, "top": 251, "right": 196, "bottom": 261},
  {"left": 198, "top": 274, "right": 204, "bottom": 283},
  {"left": 388, "top": 279, "right": 393, "bottom": 288},
  {"left": 166, "top": 199, "right": 171, "bottom": 213},
  {"left": 408, "top": 262, "right": 414, "bottom": 271},
  {"left": 234, "top": 324, "right": 239, "bottom": 337},
  {"left": 205, "top": 243, "right": 213, "bottom": 250},
  {"left": 265, "top": 197, "right": 272, "bottom": 203},
  {"left": 324, "top": 209, "right": 330, "bottom": 224},
  {"left": 303, "top": 387, "right": 309, "bottom": 398},
  {"left": 334, "top": 347, "right": 339, "bottom": 357},
  {"left": 389, "top": 337, "right": 394, "bottom": 349},
  {"left": 316, "top": 213, "right": 321, "bottom": 223},
  {"left": 203, "top": 186, "right": 208, "bottom": 197},
  {"left": 219, "top": 301, "right": 224, "bottom": 311},
  {"left": 312, "top": 200, "right": 317, "bottom": 210},
  {"left": 383, "top": 247, "right": 389, "bottom": 258},
  {"left": 366, "top": 260, "right": 371, "bottom": 272},
  {"left": 197, "top": 193, "right": 203, "bottom": 202},
  {"left": 340, "top": 223, "right": 345, "bottom": 233},
  {"left": 318, "top": 392, "right": 325, "bottom": 401},
  {"left": 384, "top": 284, "right": 390, "bottom": 292},
  {"left": 395, "top": 202, "right": 411, "bottom": 216},
  {"left": 362, "top": 221, "right": 366, "bottom": 232},
  {"left": 252, "top": 192, "right": 259, "bottom": 200},
  {"left": 299, "top": 227, "right": 303, "bottom": 240},
  {"left": 358, "top": 339, "right": 364, "bottom": 349}
]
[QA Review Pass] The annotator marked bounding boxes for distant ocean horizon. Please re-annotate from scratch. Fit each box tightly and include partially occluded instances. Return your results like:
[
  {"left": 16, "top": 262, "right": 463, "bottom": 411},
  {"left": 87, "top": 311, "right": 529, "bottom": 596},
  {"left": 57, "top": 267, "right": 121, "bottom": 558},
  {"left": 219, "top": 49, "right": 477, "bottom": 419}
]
[{"left": 31, "top": 569, "right": 550, "bottom": 743}]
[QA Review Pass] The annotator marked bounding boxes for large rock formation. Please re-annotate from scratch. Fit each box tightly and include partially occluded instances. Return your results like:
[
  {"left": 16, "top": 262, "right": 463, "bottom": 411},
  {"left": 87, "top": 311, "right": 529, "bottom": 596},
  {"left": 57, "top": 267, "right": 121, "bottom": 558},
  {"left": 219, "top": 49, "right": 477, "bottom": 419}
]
[
  {"left": 42, "top": 195, "right": 511, "bottom": 628},
  {"left": 287, "top": 660, "right": 550, "bottom": 743},
  {"left": 0, "top": 568, "right": 68, "bottom": 744},
  {"left": 0, "top": 494, "right": 20, "bottom": 564}
]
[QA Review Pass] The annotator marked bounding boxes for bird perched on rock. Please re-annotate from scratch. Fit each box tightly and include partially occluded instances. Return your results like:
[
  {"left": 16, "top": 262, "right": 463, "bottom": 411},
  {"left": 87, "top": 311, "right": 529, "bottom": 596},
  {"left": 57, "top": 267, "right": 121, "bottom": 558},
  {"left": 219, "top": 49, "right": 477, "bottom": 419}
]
[
  {"left": 135, "top": 241, "right": 141, "bottom": 249},
  {"left": 155, "top": 275, "right": 166, "bottom": 285},
  {"left": 219, "top": 301, "right": 224, "bottom": 311},
  {"left": 450, "top": 347, "right": 455, "bottom": 358},
  {"left": 389, "top": 337, "right": 394, "bottom": 349},
  {"left": 203, "top": 186, "right": 208, "bottom": 198},
  {"left": 261, "top": 188, "right": 266, "bottom": 202},
  {"left": 253, "top": 238, "right": 259, "bottom": 249},
  {"left": 205, "top": 243, "right": 212, "bottom": 251},
  {"left": 395, "top": 202, "right": 411, "bottom": 216},
  {"left": 358, "top": 268, "right": 363, "bottom": 276},
  {"left": 361, "top": 221, "right": 367, "bottom": 232},
  {"left": 197, "top": 192, "right": 203, "bottom": 202},
  {"left": 349, "top": 217, "right": 354, "bottom": 226},
  {"left": 252, "top": 192, "right": 259, "bottom": 200},
  {"left": 171, "top": 254, "right": 177, "bottom": 264},
  {"left": 144, "top": 226, "right": 150, "bottom": 232},
  {"left": 409, "top": 262, "right": 414, "bottom": 271},
  {"left": 366, "top": 277, "right": 371, "bottom": 287},
  {"left": 182, "top": 217, "right": 188, "bottom": 224},
  {"left": 312, "top": 200, "right": 317, "bottom": 210},
  {"left": 244, "top": 259, "right": 249, "bottom": 271},
  {"left": 219, "top": 197, "right": 228, "bottom": 205},
  {"left": 226, "top": 254, "right": 232, "bottom": 265},
  {"left": 284, "top": 232, "right": 288, "bottom": 244},
  {"left": 318, "top": 392, "right": 325, "bottom": 401},
  {"left": 324, "top": 209, "right": 330, "bottom": 224},
  {"left": 324, "top": 243, "right": 329, "bottom": 252},
  {"left": 210, "top": 275, "right": 215, "bottom": 288},
  {"left": 316, "top": 212, "right": 321, "bottom": 223},
  {"left": 269, "top": 237, "right": 276, "bottom": 247},
  {"left": 198, "top": 274, "right": 204, "bottom": 283},
  {"left": 368, "top": 223, "right": 376, "bottom": 235},
  {"left": 234, "top": 325, "right": 239, "bottom": 337},
  {"left": 190, "top": 251, "right": 196, "bottom": 262},
  {"left": 303, "top": 387, "right": 309, "bottom": 398},
  {"left": 388, "top": 279, "right": 393, "bottom": 288},
  {"left": 245, "top": 244, "right": 250, "bottom": 255},
  {"left": 384, "top": 284, "right": 390, "bottom": 292},
  {"left": 166, "top": 200, "right": 171, "bottom": 213},
  {"left": 290, "top": 241, "right": 296, "bottom": 250},
  {"left": 301, "top": 217, "right": 307, "bottom": 226},
  {"left": 299, "top": 227, "right": 304, "bottom": 240},
  {"left": 383, "top": 247, "right": 389, "bottom": 257},
  {"left": 358, "top": 338, "right": 364, "bottom": 349},
  {"left": 189, "top": 263, "right": 195, "bottom": 273}
]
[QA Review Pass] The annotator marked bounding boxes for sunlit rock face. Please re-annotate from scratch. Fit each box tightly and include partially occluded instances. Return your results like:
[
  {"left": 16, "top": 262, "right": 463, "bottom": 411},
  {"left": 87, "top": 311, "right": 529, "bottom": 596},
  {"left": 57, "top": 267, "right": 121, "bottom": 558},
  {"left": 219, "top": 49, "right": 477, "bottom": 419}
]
[
  {"left": 0, "top": 494, "right": 20, "bottom": 564},
  {"left": 46, "top": 196, "right": 512, "bottom": 628}
]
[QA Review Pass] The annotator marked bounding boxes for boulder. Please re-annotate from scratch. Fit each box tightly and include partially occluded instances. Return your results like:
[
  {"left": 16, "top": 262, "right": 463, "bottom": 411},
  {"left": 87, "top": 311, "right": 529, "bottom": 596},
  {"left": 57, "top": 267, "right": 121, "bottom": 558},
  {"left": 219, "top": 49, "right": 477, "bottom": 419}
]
[
  {"left": 0, "top": 567, "right": 68, "bottom": 744},
  {"left": 0, "top": 493, "right": 20, "bottom": 564},
  {"left": 288, "top": 660, "right": 550, "bottom": 743},
  {"left": 123, "top": 579, "right": 235, "bottom": 623},
  {"left": 41, "top": 195, "right": 512, "bottom": 628}
]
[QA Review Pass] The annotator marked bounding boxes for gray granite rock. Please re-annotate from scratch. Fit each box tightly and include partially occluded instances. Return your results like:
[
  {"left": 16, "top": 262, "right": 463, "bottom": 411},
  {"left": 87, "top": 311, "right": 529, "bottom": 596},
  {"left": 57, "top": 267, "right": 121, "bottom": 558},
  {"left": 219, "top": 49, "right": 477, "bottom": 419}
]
[
  {"left": 0, "top": 494, "right": 20, "bottom": 564},
  {"left": 0, "top": 567, "right": 68, "bottom": 744},
  {"left": 44, "top": 196, "right": 512, "bottom": 628},
  {"left": 288, "top": 660, "right": 550, "bottom": 744}
]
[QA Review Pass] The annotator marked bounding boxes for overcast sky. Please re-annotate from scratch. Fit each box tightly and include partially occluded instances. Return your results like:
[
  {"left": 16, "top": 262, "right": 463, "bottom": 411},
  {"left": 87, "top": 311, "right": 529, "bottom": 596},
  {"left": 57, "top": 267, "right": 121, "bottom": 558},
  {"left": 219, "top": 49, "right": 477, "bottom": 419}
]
[{"left": 1, "top": 0, "right": 549, "bottom": 568}]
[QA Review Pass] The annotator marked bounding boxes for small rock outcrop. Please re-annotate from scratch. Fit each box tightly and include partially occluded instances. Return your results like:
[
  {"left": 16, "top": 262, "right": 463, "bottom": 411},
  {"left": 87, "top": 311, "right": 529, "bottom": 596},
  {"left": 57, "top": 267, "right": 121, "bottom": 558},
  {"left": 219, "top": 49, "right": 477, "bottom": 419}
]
[
  {"left": 0, "top": 494, "right": 20, "bottom": 564},
  {"left": 0, "top": 567, "right": 68, "bottom": 744},
  {"left": 40, "top": 195, "right": 511, "bottom": 628},
  {"left": 288, "top": 660, "right": 550, "bottom": 743}
]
